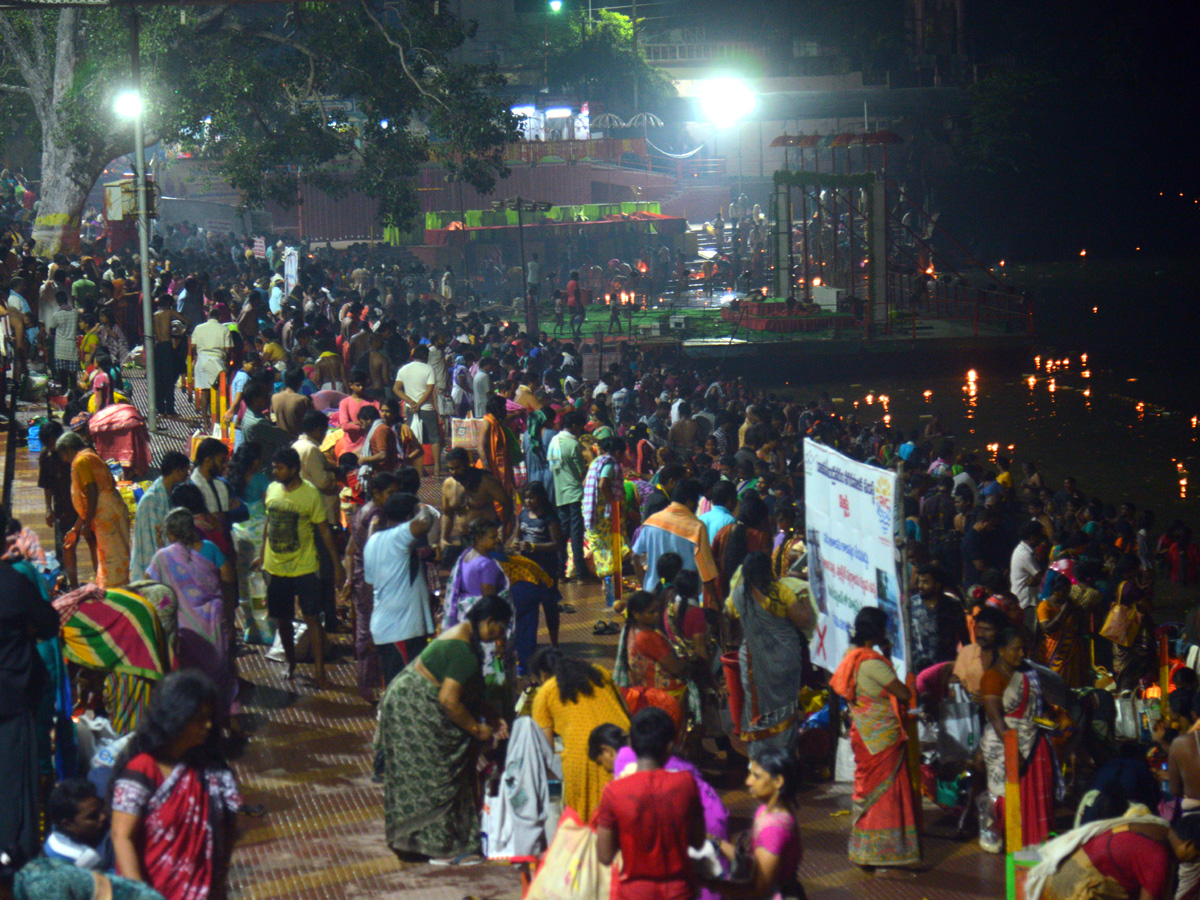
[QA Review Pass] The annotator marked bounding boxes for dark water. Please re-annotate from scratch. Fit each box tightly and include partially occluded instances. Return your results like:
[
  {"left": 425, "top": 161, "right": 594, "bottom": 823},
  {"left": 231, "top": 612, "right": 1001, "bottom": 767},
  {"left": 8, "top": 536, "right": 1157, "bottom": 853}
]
[{"left": 779, "top": 350, "right": 1199, "bottom": 527}]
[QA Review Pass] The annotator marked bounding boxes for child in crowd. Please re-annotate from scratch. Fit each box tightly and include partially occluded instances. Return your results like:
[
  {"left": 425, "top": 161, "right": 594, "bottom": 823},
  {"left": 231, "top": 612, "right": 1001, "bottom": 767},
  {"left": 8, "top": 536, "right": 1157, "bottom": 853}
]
[{"left": 43, "top": 778, "right": 114, "bottom": 871}]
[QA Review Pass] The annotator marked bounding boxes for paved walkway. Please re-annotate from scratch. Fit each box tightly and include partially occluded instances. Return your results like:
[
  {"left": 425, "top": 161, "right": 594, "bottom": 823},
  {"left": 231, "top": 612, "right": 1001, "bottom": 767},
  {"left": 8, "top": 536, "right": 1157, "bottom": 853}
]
[{"left": 1, "top": 369, "right": 1005, "bottom": 900}]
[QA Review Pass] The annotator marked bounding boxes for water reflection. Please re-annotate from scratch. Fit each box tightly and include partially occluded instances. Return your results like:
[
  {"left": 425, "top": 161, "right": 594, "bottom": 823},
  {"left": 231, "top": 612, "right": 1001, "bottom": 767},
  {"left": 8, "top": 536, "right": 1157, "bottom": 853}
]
[{"left": 783, "top": 351, "right": 1197, "bottom": 523}]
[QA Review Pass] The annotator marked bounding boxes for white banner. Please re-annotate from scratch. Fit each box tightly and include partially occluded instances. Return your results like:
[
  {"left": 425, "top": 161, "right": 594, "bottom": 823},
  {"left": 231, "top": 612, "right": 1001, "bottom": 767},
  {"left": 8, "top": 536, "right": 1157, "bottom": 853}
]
[
  {"left": 283, "top": 248, "right": 299, "bottom": 296},
  {"left": 804, "top": 439, "right": 910, "bottom": 680}
]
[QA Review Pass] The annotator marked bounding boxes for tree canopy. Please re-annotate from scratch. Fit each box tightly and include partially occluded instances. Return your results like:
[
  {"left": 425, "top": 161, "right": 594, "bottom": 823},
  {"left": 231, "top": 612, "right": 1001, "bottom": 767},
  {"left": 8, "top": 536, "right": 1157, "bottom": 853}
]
[
  {"left": 533, "top": 10, "right": 677, "bottom": 118},
  {"left": 0, "top": 1, "right": 520, "bottom": 249}
]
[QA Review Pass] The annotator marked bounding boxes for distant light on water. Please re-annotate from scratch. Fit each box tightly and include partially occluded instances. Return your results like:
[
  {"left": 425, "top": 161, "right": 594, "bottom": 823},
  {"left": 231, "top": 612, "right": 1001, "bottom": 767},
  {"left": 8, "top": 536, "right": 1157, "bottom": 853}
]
[{"left": 1027, "top": 376, "right": 1037, "bottom": 389}]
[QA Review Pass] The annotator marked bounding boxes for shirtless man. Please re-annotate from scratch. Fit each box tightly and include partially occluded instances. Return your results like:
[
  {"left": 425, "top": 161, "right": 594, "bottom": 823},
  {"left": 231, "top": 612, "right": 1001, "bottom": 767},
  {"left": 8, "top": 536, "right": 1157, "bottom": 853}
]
[
  {"left": 365, "top": 332, "right": 391, "bottom": 395},
  {"left": 1169, "top": 725, "right": 1200, "bottom": 898},
  {"left": 439, "top": 447, "right": 513, "bottom": 569}
]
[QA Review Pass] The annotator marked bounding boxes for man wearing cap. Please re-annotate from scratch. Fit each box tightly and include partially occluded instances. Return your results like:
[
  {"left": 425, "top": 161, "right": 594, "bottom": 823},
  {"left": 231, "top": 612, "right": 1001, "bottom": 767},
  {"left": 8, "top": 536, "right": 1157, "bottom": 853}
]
[{"left": 268, "top": 274, "right": 285, "bottom": 315}]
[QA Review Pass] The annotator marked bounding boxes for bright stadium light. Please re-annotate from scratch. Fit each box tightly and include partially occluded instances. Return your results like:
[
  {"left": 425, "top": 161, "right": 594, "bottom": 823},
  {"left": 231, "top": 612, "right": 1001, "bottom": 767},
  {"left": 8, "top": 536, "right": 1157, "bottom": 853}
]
[
  {"left": 699, "top": 77, "right": 755, "bottom": 128},
  {"left": 113, "top": 90, "right": 143, "bottom": 119},
  {"left": 548, "top": 0, "right": 563, "bottom": 10}
]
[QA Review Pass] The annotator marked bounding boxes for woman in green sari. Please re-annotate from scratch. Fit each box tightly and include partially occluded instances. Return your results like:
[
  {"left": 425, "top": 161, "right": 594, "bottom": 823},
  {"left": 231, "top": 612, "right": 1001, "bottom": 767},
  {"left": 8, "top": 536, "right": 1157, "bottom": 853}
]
[{"left": 376, "top": 594, "right": 513, "bottom": 864}]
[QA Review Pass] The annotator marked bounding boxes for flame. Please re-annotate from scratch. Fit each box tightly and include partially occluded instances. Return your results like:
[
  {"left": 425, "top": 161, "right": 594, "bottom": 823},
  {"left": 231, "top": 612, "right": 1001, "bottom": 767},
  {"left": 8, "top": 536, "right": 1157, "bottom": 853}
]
[
  {"left": 637, "top": 261, "right": 648, "bottom": 273},
  {"left": 1034, "top": 355, "right": 1041, "bottom": 369},
  {"left": 883, "top": 414, "right": 891, "bottom": 425},
  {"left": 1137, "top": 402, "right": 1145, "bottom": 413},
  {"left": 1080, "top": 249, "right": 1087, "bottom": 257},
  {"left": 1083, "top": 388, "right": 1091, "bottom": 397},
  {"left": 1027, "top": 376, "right": 1036, "bottom": 389},
  {"left": 925, "top": 265, "right": 935, "bottom": 275},
  {"left": 812, "top": 277, "right": 823, "bottom": 287},
  {"left": 1048, "top": 379, "right": 1056, "bottom": 393},
  {"left": 1081, "top": 353, "right": 1088, "bottom": 364},
  {"left": 923, "top": 390, "right": 932, "bottom": 400},
  {"left": 1081, "top": 370, "right": 1091, "bottom": 378},
  {"left": 1146, "top": 684, "right": 1162, "bottom": 700},
  {"left": 1092, "top": 306, "right": 1098, "bottom": 313},
  {"left": 999, "top": 260, "right": 1005, "bottom": 267},
  {"left": 865, "top": 394, "right": 874, "bottom": 405},
  {"left": 967, "top": 369, "right": 978, "bottom": 383}
]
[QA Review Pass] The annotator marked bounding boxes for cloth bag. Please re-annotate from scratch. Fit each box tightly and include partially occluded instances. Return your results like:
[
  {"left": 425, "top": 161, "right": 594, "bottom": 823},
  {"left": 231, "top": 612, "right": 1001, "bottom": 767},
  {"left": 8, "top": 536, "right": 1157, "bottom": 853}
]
[
  {"left": 524, "top": 809, "right": 613, "bottom": 900},
  {"left": 938, "top": 682, "right": 982, "bottom": 762},
  {"left": 1100, "top": 602, "right": 1142, "bottom": 648}
]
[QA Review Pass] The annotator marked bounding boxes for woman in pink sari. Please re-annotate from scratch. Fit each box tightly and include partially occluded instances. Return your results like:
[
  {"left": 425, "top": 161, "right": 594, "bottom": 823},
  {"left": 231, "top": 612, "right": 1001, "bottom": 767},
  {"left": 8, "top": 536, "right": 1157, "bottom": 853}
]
[
  {"left": 830, "top": 607, "right": 921, "bottom": 876},
  {"left": 146, "top": 509, "right": 239, "bottom": 717}
]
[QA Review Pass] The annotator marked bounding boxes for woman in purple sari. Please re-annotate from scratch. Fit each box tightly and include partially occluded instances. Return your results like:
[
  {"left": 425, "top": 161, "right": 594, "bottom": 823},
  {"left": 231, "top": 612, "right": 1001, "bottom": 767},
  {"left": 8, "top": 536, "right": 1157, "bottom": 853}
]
[{"left": 146, "top": 508, "right": 239, "bottom": 717}]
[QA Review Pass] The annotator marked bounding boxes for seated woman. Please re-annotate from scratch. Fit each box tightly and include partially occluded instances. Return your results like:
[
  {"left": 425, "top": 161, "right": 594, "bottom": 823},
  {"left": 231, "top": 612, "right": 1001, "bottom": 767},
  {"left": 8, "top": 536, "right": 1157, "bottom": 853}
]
[{"left": 376, "top": 595, "right": 513, "bottom": 865}]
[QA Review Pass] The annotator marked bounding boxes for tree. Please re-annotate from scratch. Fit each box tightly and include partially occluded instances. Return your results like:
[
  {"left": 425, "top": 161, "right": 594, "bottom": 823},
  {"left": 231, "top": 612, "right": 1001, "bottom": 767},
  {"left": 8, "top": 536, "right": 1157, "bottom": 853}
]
[
  {"left": 0, "top": 2, "right": 519, "bottom": 254},
  {"left": 535, "top": 10, "right": 676, "bottom": 119}
]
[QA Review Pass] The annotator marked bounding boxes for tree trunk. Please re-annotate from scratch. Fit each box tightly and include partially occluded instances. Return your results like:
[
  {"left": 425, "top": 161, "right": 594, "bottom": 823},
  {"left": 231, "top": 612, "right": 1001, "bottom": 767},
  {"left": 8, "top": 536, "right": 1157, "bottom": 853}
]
[{"left": 31, "top": 137, "right": 92, "bottom": 256}]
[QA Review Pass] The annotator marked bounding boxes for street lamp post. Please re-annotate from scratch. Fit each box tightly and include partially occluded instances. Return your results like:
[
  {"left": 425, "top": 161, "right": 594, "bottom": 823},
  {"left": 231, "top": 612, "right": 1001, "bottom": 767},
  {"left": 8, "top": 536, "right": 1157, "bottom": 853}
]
[
  {"left": 115, "top": 10, "right": 156, "bottom": 432},
  {"left": 493, "top": 197, "right": 553, "bottom": 336},
  {"left": 700, "top": 77, "right": 756, "bottom": 217}
]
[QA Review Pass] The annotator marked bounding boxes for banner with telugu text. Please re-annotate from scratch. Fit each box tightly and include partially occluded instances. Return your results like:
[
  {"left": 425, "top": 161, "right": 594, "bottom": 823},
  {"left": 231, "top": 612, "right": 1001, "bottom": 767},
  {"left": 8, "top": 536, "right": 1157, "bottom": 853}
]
[{"left": 804, "top": 439, "right": 910, "bottom": 679}]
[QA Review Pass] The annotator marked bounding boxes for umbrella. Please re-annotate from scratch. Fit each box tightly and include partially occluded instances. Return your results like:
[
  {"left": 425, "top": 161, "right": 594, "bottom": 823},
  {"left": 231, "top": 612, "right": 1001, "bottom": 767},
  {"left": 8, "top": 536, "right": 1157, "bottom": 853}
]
[
  {"left": 592, "top": 113, "right": 625, "bottom": 129},
  {"left": 626, "top": 112, "right": 663, "bottom": 129},
  {"left": 770, "top": 134, "right": 800, "bottom": 148}
]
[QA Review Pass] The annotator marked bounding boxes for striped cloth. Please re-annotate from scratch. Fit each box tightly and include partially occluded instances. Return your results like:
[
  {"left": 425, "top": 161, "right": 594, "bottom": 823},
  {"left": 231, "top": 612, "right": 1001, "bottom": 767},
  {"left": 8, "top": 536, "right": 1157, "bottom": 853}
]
[{"left": 60, "top": 587, "right": 169, "bottom": 681}]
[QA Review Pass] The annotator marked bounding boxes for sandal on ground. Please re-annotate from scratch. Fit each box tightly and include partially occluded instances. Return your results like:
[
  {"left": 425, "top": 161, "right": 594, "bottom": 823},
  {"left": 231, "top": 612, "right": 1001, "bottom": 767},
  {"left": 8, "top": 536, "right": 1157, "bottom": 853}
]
[
  {"left": 428, "top": 853, "right": 483, "bottom": 867},
  {"left": 558, "top": 602, "right": 576, "bottom": 614}
]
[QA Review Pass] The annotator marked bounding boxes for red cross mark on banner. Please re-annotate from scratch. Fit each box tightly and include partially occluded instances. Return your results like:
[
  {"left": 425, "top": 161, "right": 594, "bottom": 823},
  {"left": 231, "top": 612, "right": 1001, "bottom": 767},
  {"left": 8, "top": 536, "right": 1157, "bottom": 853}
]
[
  {"left": 816, "top": 623, "right": 828, "bottom": 658},
  {"left": 838, "top": 494, "right": 850, "bottom": 517}
]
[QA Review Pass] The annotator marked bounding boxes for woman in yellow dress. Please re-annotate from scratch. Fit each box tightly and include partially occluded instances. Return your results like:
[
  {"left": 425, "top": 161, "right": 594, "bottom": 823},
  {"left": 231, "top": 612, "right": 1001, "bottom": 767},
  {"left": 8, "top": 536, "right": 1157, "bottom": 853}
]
[{"left": 531, "top": 647, "right": 629, "bottom": 822}]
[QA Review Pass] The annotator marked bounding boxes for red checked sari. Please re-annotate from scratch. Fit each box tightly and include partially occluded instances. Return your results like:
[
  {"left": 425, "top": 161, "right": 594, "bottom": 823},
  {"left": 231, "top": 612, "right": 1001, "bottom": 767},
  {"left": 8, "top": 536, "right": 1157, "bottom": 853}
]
[
  {"left": 830, "top": 647, "right": 921, "bottom": 869},
  {"left": 112, "top": 752, "right": 242, "bottom": 900}
]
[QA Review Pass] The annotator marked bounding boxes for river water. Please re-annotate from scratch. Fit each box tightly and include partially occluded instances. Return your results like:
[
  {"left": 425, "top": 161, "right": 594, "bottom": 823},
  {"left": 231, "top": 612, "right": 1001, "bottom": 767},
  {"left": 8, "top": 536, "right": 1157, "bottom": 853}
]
[{"left": 779, "top": 349, "right": 1198, "bottom": 527}]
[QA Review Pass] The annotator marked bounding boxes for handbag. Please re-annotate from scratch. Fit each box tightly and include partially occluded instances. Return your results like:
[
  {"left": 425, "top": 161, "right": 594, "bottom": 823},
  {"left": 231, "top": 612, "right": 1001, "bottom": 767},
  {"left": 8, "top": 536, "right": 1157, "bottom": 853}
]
[
  {"left": 524, "top": 809, "right": 612, "bottom": 900},
  {"left": 1100, "top": 601, "right": 1142, "bottom": 648}
]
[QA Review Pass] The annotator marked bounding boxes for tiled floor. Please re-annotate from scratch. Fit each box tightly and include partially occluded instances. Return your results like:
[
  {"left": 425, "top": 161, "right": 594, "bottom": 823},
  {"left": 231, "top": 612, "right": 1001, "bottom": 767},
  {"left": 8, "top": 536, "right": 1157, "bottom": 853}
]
[{"left": 2, "top": 369, "right": 1007, "bottom": 900}]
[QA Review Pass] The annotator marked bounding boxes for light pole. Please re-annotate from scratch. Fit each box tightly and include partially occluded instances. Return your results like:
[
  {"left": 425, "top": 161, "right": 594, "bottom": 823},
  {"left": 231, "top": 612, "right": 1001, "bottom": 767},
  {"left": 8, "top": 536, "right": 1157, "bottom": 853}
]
[
  {"left": 114, "top": 87, "right": 156, "bottom": 433},
  {"left": 114, "top": 10, "right": 156, "bottom": 432},
  {"left": 493, "top": 196, "right": 553, "bottom": 336},
  {"left": 700, "top": 77, "right": 756, "bottom": 209}
]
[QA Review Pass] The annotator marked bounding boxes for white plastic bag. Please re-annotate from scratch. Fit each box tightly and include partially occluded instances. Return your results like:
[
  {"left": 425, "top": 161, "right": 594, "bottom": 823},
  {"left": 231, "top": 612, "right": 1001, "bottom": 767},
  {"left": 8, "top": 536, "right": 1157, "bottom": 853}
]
[
  {"left": 1114, "top": 691, "right": 1139, "bottom": 741},
  {"left": 938, "top": 683, "right": 983, "bottom": 761},
  {"left": 267, "top": 621, "right": 312, "bottom": 662}
]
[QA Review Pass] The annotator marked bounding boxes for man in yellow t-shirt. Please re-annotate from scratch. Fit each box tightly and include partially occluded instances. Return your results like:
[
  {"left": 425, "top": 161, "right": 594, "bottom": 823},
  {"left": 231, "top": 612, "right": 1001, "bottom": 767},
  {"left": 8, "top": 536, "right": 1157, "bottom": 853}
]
[{"left": 255, "top": 446, "right": 344, "bottom": 686}]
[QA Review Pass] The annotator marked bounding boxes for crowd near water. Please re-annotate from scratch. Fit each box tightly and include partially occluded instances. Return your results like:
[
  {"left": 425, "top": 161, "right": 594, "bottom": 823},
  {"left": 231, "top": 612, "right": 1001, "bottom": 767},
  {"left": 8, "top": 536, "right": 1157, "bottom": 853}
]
[{"left": 0, "top": 220, "right": 1196, "bottom": 900}]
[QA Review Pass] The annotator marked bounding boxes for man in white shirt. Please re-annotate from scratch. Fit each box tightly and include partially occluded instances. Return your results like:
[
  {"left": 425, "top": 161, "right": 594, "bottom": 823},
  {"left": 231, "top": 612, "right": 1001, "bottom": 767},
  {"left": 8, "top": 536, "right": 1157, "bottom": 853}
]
[
  {"left": 191, "top": 308, "right": 232, "bottom": 422},
  {"left": 526, "top": 253, "right": 541, "bottom": 299},
  {"left": 394, "top": 344, "right": 441, "bottom": 476},
  {"left": 472, "top": 357, "right": 494, "bottom": 419},
  {"left": 1010, "top": 521, "right": 1046, "bottom": 632}
]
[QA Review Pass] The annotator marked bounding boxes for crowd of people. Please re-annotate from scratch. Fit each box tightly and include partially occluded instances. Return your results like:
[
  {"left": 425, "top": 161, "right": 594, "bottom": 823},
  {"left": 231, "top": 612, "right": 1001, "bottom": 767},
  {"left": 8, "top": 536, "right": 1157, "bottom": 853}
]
[{"left": 0, "top": 222, "right": 1196, "bottom": 900}]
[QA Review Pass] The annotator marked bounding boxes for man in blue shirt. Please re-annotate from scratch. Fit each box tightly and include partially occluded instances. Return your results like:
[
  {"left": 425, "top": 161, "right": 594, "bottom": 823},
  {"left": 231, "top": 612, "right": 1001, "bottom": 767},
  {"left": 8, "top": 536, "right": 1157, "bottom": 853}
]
[{"left": 698, "top": 480, "right": 737, "bottom": 542}]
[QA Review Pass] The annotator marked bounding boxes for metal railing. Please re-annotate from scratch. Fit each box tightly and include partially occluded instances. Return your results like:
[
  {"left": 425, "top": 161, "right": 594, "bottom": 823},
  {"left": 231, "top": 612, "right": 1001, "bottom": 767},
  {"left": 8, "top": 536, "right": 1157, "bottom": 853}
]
[{"left": 889, "top": 271, "right": 1032, "bottom": 337}]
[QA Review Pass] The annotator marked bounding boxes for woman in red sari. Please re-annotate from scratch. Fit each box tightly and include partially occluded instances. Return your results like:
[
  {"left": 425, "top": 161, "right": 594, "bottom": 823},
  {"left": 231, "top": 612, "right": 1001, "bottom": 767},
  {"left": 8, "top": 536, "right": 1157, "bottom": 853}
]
[
  {"left": 111, "top": 670, "right": 243, "bottom": 900},
  {"left": 830, "top": 607, "right": 921, "bottom": 876}
]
